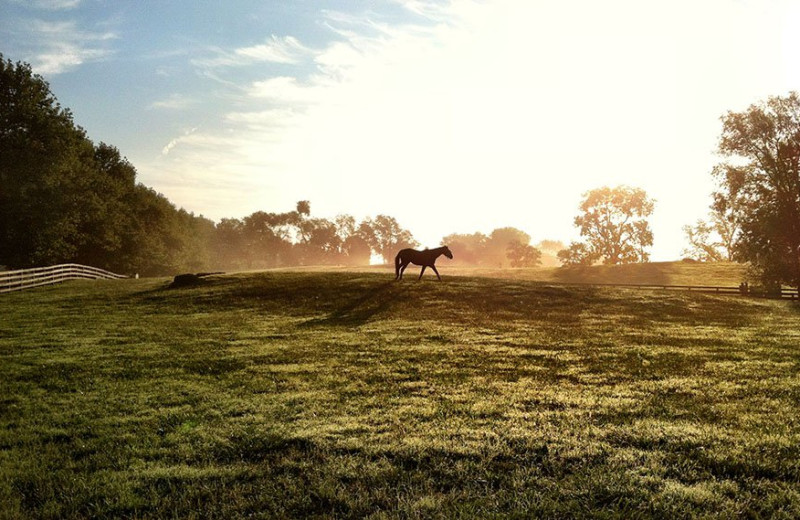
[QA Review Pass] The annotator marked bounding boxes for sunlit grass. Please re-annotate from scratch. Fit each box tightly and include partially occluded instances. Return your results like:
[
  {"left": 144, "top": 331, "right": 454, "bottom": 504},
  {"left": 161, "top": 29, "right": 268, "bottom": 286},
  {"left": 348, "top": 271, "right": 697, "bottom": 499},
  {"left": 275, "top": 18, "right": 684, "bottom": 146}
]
[{"left": 1, "top": 268, "right": 798, "bottom": 518}]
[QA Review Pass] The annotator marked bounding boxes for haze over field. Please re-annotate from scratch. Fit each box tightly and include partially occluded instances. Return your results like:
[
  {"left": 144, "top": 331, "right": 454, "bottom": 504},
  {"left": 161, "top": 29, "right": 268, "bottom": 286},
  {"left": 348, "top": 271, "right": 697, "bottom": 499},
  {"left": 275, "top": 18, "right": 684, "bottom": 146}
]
[{"left": 3, "top": 0, "right": 799, "bottom": 259}]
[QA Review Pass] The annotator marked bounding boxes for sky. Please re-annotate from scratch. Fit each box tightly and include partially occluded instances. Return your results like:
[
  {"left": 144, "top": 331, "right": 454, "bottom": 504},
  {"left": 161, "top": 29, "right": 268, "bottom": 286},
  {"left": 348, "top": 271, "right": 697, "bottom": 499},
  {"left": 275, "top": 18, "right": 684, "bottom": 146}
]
[{"left": 2, "top": 0, "right": 800, "bottom": 260}]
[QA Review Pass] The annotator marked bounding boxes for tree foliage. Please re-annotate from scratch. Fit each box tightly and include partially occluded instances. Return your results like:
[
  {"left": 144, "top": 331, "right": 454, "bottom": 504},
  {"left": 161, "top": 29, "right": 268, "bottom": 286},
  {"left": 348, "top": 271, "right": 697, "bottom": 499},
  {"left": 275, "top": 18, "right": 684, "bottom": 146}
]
[
  {"left": 558, "top": 186, "right": 654, "bottom": 265},
  {"left": 0, "top": 54, "right": 215, "bottom": 274},
  {"left": 681, "top": 208, "right": 738, "bottom": 262},
  {"left": 358, "top": 215, "right": 418, "bottom": 263},
  {"left": 712, "top": 92, "right": 800, "bottom": 289},
  {"left": 506, "top": 240, "right": 542, "bottom": 267}
]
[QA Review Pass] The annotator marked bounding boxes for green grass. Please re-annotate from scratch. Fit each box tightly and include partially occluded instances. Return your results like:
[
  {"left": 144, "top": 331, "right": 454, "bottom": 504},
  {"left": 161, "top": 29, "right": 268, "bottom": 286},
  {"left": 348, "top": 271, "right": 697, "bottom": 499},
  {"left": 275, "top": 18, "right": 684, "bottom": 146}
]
[{"left": 1, "top": 267, "right": 799, "bottom": 518}]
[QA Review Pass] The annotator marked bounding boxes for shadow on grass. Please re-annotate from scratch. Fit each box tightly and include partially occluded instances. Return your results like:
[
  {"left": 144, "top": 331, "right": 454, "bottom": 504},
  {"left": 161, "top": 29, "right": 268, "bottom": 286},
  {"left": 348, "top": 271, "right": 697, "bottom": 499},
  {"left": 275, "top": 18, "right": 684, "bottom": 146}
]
[
  {"left": 551, "top": 263, "right": 671, "bottom": 285},
  {"left": 300, "top": 281, "right": 401, "bottom": 327}
]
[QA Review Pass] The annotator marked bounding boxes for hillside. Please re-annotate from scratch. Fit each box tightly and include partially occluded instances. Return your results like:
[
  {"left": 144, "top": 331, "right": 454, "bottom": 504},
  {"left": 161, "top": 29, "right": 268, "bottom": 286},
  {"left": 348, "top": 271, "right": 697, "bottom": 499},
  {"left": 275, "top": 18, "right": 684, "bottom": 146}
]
[
  {"left": 1, "top": 271, "right": 798, "bottom": 518},
  {"left": 443, "top": 260, "right": 749, "bottom": 286},
  {"left": 296, "top": 260, "right": 749, "bottom": 287}
]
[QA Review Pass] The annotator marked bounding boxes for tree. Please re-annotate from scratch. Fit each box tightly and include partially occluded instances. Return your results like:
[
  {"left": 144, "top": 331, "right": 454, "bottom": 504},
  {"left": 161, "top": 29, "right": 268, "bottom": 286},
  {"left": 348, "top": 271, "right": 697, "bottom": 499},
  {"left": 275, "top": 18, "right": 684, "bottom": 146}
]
[
  {"left": 335, "top": 215, "right": 371, "bottom": 265},
  {"left": 214, "top": 218, "right": 247, "bottom": 269},
  {"left": 506, "top": 240, "right": 542, "bottom": 267},
  {"left": 440, "top": 232, "right": 488, "bottom": 265},
  {"left": 359, "top": 215, "right": 418, "bottom": 263},
  {"left": 559, "top": 186, "right": 654, "bottom": 265},
  {"left": 485, "top": 227, "right": 531, "bottom": 267},
  {"left": 297, "top": 217, "right": 341, "bottom": 264},
  {"left": 0, "top": 54, "right": 93, "bottom": 267},
  {"left": 296, "top": 200, "right": 311, "bottom": 217},
  {"left": 557, "top": 242, "right": 596, "bottom": 266},
  {"left": 712, "top": 92, "right": 800, "bottom": 289},
  {"left": 242, "top": 211, "right": 294, "bottom": 267},
  {"left": 681, "top": 208, "right": 738, "bottom": 262}
]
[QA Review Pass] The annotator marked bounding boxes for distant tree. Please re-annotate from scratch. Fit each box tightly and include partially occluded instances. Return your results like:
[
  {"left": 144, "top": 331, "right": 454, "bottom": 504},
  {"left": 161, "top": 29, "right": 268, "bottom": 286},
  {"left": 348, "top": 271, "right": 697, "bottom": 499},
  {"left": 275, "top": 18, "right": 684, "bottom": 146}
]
[
  {"left": 296, "top": 200, "right": 311, "bottom": 217},
  {"left": 334, "top": 214, "right": 357, "bottom": 242},
  {"left": 214, "top": 218, "right": 247, "bottom": 269},
  {"left": 559, "top": 186, "right": 654, "bottom": 265},
  {"left": 506, "top": 240, "right": 542, "bottom": 267},
  {"left": 712, "top": 92, "right": 800, "bottom": 290},
  {"left": 342, "top": 235, "right": 372, "bottom": 265},
  {"left": 297, "top": 217, "right": 341, "bottom": 264},
  {"left": 335, "top": 215, "right": 371, "bottom": 265},
  {"left": 359, "top": 215, "right": 418, "bottom": 263},
  {"left": 536, "top": 239, "right": 565, "bottom": 255},
  {"left": 557, "top": 242, "right": 596, "bottom": 266},
  {"left": 440, "top": 232, "right": 488, "bottom": 265},
  {"left": 535, "top": 239, "right": 566, "bottom": 267},
  {"left": 242, "top": 210, "right": 300, "bottom": 267},
  {"left": 485, "top": 227, "right": 531, "bottom": 267}
]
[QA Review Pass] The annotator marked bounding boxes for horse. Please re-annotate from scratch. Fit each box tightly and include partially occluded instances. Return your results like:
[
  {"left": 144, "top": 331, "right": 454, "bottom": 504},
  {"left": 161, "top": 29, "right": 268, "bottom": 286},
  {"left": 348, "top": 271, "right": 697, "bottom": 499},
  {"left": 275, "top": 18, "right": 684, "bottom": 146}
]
[{"left": 395, "top": 246, "right": 453, "bottom": 281}]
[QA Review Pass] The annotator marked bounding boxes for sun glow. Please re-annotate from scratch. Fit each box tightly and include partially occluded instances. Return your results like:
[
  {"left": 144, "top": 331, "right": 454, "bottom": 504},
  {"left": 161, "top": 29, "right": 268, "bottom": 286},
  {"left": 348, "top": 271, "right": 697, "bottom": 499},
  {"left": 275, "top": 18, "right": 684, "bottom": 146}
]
[{"left": 137, "top": 0, "right": 800, "bottom": 259}]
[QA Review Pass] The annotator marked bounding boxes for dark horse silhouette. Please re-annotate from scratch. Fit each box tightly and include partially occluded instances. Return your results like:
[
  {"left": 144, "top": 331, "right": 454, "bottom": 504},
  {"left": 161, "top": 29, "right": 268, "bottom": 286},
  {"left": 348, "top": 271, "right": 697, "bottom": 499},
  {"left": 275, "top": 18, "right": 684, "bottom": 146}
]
[{"left": 395, "top": 246, "right": 453, "bottom": 281}]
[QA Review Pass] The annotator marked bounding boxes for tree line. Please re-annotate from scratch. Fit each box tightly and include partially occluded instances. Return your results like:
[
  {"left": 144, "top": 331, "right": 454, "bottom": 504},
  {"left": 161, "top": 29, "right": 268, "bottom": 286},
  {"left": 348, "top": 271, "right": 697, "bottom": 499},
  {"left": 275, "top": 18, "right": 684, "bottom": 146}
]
[
  {"left": 3, "top": 54, "right": 800, "bottom": 290},
  {"left": 0, "top": 55, "right": 568, "bottom": 275},
  {"left": 0, "top": 56, "right": 424, "bottom": 275}
]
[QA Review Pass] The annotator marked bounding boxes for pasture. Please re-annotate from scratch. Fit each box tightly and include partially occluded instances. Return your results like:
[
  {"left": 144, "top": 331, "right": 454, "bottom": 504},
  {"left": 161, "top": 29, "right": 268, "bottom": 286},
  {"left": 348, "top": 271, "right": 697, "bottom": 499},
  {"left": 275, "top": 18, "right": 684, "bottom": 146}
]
[{"left": 1, "top": 265, "right": 799, "bottom": 518}]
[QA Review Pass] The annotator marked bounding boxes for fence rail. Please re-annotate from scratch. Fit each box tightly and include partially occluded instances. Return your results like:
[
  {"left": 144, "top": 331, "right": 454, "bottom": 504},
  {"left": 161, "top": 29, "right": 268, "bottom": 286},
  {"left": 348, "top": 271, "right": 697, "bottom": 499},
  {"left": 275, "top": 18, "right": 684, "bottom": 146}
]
[
  {"left": 0, "top": 264, "right": 127, "bottom": 294},
  {"left": 551, "top": 281, "right": 799, "bottom": 300}
]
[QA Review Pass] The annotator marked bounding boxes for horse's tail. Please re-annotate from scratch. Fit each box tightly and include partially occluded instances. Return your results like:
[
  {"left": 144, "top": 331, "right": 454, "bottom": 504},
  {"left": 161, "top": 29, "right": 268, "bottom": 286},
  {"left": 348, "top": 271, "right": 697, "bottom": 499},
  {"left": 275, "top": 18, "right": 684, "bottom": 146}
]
[{"left": 395, "top": 250, "right": 406, "bottom": 278}]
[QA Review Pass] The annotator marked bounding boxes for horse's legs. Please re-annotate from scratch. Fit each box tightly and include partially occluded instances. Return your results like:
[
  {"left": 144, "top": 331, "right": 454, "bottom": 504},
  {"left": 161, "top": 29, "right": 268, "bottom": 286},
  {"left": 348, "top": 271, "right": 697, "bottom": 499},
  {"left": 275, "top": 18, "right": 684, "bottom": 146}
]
[
  {"left": 418, "top": 265, "right": 427, "bottom": 280},
  {"left": 431, "top": 265, "right": 442, "bottom": 281},
  {"left": 398, "top": 262, "right": 408, "bottom": 280}
]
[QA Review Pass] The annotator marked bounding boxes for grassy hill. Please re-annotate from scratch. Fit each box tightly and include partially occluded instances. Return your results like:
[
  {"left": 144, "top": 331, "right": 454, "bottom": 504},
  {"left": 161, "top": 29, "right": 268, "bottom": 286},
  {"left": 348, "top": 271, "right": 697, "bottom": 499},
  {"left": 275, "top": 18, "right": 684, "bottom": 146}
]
[
  {"left": 439, "top": 260, "right": 749, "bottom": 286},
  {"left": 268, "top": 260, "right": 749, "bottom": 287},
  {"left": 1, "top": 270, "right": 798, "bottom": 518}
]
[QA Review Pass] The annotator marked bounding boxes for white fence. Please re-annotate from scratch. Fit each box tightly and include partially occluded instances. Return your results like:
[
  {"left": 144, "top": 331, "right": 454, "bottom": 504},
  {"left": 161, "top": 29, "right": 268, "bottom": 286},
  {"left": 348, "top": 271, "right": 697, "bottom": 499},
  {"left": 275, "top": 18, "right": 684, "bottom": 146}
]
[{"left": 0, "top": 264, "right": 127, "bottom": 294}]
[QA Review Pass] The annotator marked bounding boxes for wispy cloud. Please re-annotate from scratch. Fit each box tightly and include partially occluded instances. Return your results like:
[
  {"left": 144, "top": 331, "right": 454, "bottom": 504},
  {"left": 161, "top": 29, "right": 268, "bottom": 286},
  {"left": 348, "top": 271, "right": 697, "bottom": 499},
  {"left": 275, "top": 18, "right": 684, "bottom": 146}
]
[
  {"left": 193, "top": 35, "right": 313, "bottom": 68},
  {"left": 10, "top": 0, "right": 82, "bottom": 10},
  {"left": 149, "top": 94, "right": 199, "bottom": 111},
  {"left": 161, "top": 127, "right": 198, "bottom": 156},
  {"left": 247, "top": 76, "right": 327, "bottom": 105},
  {"left": 18, "top": 19, "right": 117, "bottom": 74}
]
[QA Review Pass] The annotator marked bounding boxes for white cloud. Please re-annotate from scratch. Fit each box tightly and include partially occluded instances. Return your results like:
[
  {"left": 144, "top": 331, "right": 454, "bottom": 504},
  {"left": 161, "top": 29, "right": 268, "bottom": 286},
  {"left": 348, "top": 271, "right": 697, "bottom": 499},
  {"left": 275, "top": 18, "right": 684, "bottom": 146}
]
[
  {"left": 235, "top": 35, "right": 310, "bottom": 63},
  {"left": 150, "top": 94, "right": 199, "bottom": 111},
  {"left": 23, "top": 19, "right": 116, "bottom": 74},
  {"left": 161, "top": 127, "right": 198, "bottom": 156},
  {"left": 193, "top": 35, "right": 313, "bottom": 68},
  {"left": 10, "top": 0, "right": 81, "bottom": 10},
  {"left": 247, "top": 76, "right": 327, "bottom": 105}
]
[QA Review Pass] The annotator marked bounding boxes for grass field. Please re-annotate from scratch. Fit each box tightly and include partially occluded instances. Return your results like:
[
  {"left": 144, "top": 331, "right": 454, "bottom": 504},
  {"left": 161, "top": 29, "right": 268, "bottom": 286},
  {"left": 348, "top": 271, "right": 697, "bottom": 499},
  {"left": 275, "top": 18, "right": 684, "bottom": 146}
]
[
  {"left": 270, "top": 260, "right": 749, "bottom": 287},
  {"left": 2, "top": 264, "right": 800, "bottom": 518}
]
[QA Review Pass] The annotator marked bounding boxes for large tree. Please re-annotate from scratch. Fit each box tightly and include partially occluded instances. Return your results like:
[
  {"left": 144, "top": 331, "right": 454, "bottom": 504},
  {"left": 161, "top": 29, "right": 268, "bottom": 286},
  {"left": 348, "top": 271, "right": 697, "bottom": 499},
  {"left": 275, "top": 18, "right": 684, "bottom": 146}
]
[
  {"left": 713, "top": 92, "right": 800, "bottom": 289},
  {"left": 558, "top": 186, "right": 654, "bottom": 265},
  {"left": 0, "top": 55, "right": 93, "bottom": 267},
  {"left": 0, "top": 55, "right": 218, "bottom": 275}
]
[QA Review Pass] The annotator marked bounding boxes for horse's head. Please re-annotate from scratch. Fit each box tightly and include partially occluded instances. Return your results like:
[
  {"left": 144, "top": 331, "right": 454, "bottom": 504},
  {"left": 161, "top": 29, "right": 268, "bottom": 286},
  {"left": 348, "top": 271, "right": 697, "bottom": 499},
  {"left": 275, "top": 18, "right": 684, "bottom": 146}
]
[{"left": 442, "top": 246, "right": 453, "bottom": 259}]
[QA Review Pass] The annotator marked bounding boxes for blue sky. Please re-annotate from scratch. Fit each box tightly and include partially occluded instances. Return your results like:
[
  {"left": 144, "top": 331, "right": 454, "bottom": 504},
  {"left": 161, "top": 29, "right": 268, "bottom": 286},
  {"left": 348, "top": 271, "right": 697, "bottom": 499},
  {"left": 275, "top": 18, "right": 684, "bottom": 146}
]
[{"left": 2, "top": 0, "right": 800, "bottom": 260}]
